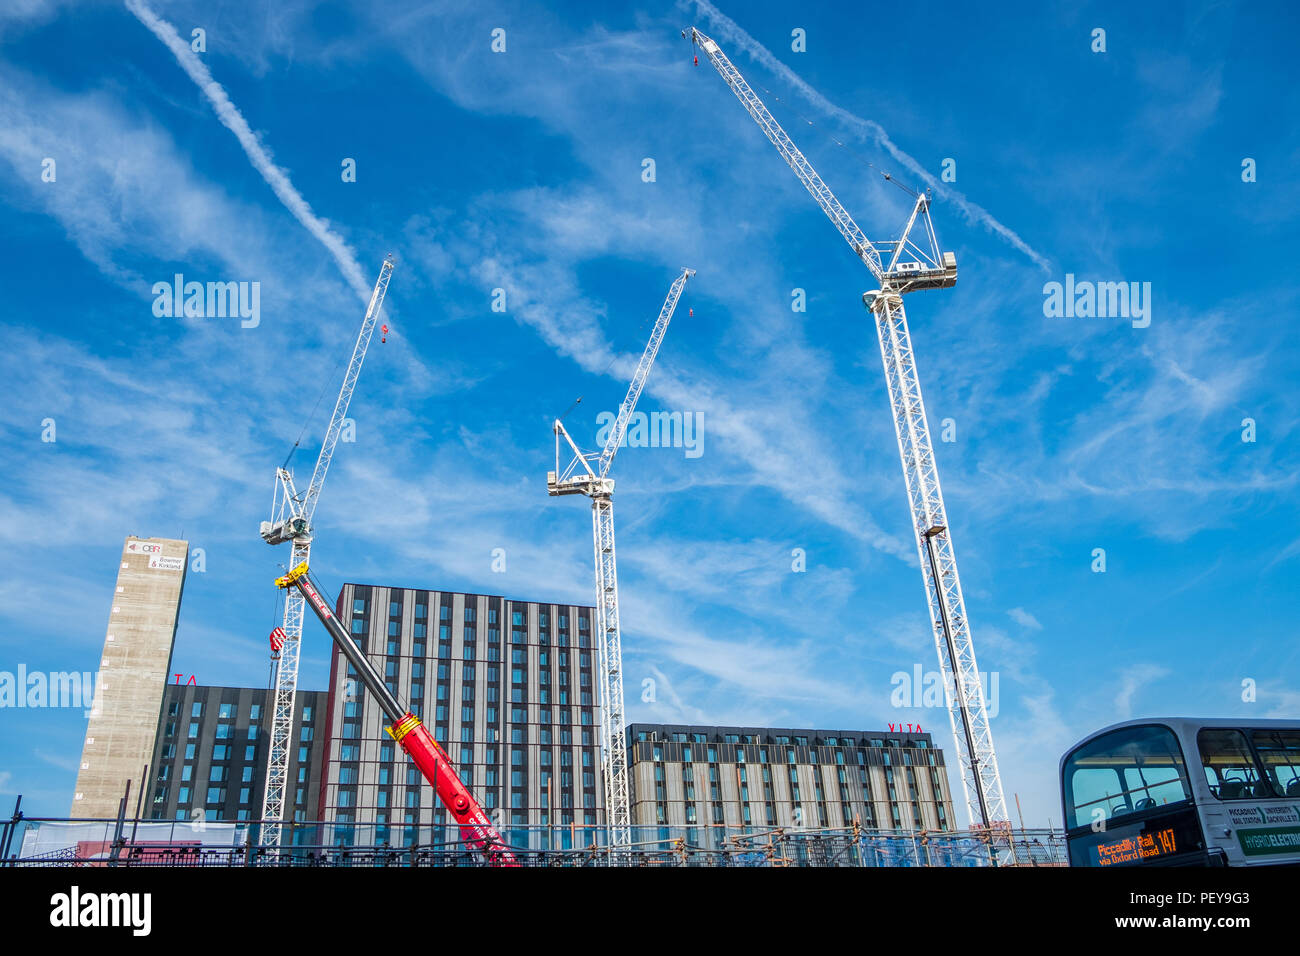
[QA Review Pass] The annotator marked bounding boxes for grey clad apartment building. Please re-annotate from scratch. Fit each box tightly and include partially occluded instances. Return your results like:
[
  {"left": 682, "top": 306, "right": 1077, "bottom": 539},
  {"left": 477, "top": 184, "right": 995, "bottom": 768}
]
[
  {"left": 319, "top": 584, "right": 605, "bottom": 843},
  {"left": 147, "top": 683, "right": 328, "bottom": 835},
  {"left": 627, "top": 723, "right": 957, "bottom": 832}
]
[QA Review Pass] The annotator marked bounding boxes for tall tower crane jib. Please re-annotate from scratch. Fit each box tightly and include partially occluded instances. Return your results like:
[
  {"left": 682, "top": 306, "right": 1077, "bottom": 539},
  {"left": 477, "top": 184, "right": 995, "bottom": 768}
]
[
  {"left": 548, "top": 267, "right": 694, "bottom": 852},
  {"left": 689, "top": 27, "right": 1005, "bottom": 829}
]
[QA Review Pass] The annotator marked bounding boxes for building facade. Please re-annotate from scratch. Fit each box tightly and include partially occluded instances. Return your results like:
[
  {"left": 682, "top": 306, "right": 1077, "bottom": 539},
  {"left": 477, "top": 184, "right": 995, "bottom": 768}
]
[
  {"left": 147, "top": 683, "right": 328, "bottom": 836},
  {"left": 73, "top": 536, "right": 189, "bottom": 816},
  {"left": 627, "top": 723, "right": 957, "bottom": 833},
  {"left": 318, "top": 584, "right": 604, "bottom": 846}
]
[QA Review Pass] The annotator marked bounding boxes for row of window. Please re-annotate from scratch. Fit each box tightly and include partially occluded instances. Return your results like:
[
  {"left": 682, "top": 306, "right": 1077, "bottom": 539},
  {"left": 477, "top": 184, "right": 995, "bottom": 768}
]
[
  {"left": 352, "top": 594, "right": 591, "bottom": 630},
  {"left": 646, "top": 744, "right": 938, "bottom": 768},
  {"left": 166, "top": 700, "right": 316, "bottom": 722},
  {"left": 635, "top": 729, "right": 930, "bottom": 748}
]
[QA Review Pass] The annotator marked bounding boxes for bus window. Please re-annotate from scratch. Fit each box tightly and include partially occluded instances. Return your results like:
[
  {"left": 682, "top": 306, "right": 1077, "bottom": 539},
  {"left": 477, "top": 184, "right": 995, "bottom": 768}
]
[
  {"left": 1197, "top": 729, "right": 1269, "bottom": 799},
  {"left": 1252, "top": 729, "right": 1300, "bottom": 798},
  {"left": 1063, "top": 724, "right": 1191, "bottom": 830}
]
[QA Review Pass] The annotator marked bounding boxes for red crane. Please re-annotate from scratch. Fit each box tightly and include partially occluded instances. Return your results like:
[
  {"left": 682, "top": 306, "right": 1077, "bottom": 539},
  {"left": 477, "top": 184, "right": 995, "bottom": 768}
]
[{"left": 276, "top": 562, "right": 517, "bottom": 866}]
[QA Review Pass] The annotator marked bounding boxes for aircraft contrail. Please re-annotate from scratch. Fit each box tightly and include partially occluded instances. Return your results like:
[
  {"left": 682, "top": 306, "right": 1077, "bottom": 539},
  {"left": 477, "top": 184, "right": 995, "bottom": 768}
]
[
  {"left": 689, "top": 0, "right": 1052, "bottom": 272},
  {"left": 125, "top": 0, "right": 371, "bottom": 301}
]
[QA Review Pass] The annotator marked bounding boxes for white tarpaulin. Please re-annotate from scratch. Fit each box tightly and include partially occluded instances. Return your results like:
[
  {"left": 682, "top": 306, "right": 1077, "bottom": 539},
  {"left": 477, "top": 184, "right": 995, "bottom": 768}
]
[{"left": 19, "top": 820, "right": 245, "bottom": 862}]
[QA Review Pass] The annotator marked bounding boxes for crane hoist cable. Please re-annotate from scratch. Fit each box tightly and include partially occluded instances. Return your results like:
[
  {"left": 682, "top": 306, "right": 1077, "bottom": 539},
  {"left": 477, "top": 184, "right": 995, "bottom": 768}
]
[
  {"left": 553, "top": 285, "right": 671, "bottom": 426},
  {"left": 752, "top": 81, "right": 922, "bottom": 200},
  {"left": 281, "top": 344, "right": 353, "bottom": 471}
]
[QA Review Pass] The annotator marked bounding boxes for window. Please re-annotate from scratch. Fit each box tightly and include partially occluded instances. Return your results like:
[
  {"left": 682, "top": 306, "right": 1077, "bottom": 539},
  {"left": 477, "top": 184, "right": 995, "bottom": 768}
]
[
  {"left": 191, "top": 702, "right": 202, "bottom": 717},
  {"left": 1062, "top": 724, "right": 1191, "bottom": 829},
  {"left": 219, "top": 703, "right": 234, "bottom": 719},
  {"left": 188, "top": 722, "right": 199, "bottom": 739},
  {"left": 1198, "top": 728, "right": 1269, "bottom": 800},
  {"left": 1252, "top": 729, "right": 1300, "bottom": 797}
]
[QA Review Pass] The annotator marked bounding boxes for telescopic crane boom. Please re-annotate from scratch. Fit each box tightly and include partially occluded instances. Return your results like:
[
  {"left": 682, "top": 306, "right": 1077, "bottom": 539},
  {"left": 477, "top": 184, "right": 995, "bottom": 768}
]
[
  {"left": 689, "top": 27, "right": 1005, "bottom": 829},
  {"left": 548, "top": 267, "right": 694, "bottom": 852},
  {"left": 276, "top": 562, "right": 517, "bottom": 865}
]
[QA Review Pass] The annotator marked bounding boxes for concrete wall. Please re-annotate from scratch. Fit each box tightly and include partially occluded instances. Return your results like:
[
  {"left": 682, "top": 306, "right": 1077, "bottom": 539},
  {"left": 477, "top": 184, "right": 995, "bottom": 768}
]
[{"left": 71, "top": 536, "right": 187, "bottom": 816}]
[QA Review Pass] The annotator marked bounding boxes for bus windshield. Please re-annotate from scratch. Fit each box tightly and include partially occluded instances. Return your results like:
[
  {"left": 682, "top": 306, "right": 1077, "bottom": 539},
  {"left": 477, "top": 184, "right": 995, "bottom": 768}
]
[{"left": 1063, "top": 724, "right": 1192, "bottom": 830}]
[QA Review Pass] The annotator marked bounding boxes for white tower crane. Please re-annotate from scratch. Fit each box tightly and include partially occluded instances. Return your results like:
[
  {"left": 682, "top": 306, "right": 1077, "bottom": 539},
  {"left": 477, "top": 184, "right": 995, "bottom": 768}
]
[
  {"left": 689, "top": 28, "right": 1006, "bottom": 829},
  {"left": 257, "top": 256, "right": 395, "bottom": 848},
  {"left": 547, "top": 267, "right": 694, "bottom": 852}
]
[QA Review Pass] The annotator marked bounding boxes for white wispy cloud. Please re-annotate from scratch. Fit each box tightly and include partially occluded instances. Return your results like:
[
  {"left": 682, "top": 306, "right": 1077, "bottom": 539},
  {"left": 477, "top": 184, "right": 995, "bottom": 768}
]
[
  {"left": 1007, "top": 607, "right": 1042, "bottom": 630},
  {"left": 125, "top": 0, "right": 371, "bottom": 301},
  {"left": 1113, "top": 663, "right": 1170, "bottom": 719}
]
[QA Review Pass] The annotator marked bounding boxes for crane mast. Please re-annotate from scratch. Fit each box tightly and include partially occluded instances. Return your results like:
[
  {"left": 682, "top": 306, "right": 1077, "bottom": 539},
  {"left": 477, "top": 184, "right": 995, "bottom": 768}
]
[
  {"left": 257, "top": 257, "right": 394, "bottom": 849},
  {"left": 548, "top": 267, "right": 694, "bottom": 852},
  {"left": 690, "top": 27, "right": 1006, "bottom": 828}
]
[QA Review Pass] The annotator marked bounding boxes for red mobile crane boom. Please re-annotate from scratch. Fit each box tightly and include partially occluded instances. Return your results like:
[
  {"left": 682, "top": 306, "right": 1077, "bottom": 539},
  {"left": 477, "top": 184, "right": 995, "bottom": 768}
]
[{"left": 276, "top": 562, "right": 517, "bottom": 866}]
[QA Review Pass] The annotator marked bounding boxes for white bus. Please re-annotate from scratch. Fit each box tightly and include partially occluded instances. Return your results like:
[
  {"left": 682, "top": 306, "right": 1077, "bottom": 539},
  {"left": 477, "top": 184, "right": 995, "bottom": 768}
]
[{"left": 1060, "top": 717, "right": 1300, "bottom": 867}]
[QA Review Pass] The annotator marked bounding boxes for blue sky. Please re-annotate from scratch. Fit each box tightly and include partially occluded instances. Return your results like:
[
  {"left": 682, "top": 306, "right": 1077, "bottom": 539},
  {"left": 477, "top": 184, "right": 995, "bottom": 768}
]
[{"left": 1, "top": 0, "right": 1297, "bottom": 827}]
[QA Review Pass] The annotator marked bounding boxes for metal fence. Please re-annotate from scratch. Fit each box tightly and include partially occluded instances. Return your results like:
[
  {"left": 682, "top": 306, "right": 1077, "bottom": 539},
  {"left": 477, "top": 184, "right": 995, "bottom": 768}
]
[{"left": 1, "top": 811, "right": 1066, "bottom": 867}]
